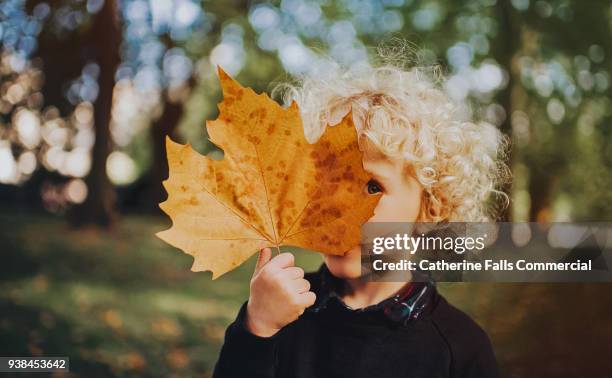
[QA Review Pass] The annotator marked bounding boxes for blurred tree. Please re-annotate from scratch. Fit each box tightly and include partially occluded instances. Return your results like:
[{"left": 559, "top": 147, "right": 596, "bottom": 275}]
[
  {"left": 69, "top": 0, "right": 120, "bottom": 227},
  {"left": 503, "top": 0, "right": 612, "bottom": 221},
  {"left": 492, "top": 0, "right": 520, "bottom": 220},
  {"left": 22, "top": 0, "right": 121, "bottom": 226},
  {"left": 142, "top": 64, "right": 195, "bottom": 212}
]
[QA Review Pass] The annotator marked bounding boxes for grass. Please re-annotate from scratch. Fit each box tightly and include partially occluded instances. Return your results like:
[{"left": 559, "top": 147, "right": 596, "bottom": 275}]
[
  {"left": 0, "top": 211, "right": 323, "bottom": 378},
  {"left": 1, "top": 212, "right": 611, "bottom": 377}
]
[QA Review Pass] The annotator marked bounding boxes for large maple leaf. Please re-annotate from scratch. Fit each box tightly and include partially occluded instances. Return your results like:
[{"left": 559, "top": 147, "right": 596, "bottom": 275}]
[{"left": 156, "top": 67, "right": 380, "bottom": 279}]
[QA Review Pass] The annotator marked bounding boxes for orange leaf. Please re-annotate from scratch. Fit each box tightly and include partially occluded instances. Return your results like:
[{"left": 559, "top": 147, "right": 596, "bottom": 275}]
[{"left": 156, "top": 67, "right": 380, "bottom": 279}]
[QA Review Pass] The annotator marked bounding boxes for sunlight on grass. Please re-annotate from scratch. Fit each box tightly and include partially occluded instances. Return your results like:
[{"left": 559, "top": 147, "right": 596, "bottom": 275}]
[{"left": 0, "top": 212, "right": 325, "bottom": 377}]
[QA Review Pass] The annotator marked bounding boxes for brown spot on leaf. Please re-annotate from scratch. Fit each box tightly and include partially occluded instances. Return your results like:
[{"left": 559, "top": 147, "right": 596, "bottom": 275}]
[
  {"left": 323, "top": 207, "right": 341, "bottom": 218},
  {"left": 247, "top": 135, "right": 261, "bottom": 145},
  {"left": 342, "top": 171, "right": 355, "bottom": 180},
  {"left": 320, "top": 153, "right": 337, "bottom": 168}
]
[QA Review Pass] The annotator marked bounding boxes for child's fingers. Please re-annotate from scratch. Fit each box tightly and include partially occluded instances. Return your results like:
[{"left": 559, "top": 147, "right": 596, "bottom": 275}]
[
  {"left": 253, "top": 247, "right": 272, "bottom": 275},
  {"left": 279, "top": 266, "right": 304, "bottom": 280},
  {"left": 267, "top": 252, "right": 295, "bottom": 270},
  {"left": 290, "top": 278, "right": 311, "bottom": 294},
  {"left": 297, "top": 291, "right": 316, "bottom": 307}
]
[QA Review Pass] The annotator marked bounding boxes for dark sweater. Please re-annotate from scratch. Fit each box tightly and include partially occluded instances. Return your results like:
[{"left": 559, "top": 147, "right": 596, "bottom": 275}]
[{"left": 213, "top": 265, "right": 498, "bottom": 378}]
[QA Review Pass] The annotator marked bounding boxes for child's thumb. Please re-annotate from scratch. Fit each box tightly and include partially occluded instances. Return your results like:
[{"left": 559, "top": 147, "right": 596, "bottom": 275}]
[{"left": 254, "top": 247, "right": 272, "bottom": 274}]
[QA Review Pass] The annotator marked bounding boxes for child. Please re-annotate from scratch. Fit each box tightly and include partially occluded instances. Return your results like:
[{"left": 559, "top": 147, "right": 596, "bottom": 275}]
[{"left": 213, "top": 50, "right": 510, "bottom": 378}]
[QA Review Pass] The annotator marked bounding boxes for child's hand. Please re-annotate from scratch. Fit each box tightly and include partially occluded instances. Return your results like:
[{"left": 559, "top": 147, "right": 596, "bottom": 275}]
[{"left": 245, "top": 248, "right": 316, "bottom": 337}]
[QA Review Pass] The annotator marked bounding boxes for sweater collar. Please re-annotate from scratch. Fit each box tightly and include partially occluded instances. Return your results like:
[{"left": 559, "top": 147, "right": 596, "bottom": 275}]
[{"left": 307, "top": 264, "right": 437, "bottom": 326}]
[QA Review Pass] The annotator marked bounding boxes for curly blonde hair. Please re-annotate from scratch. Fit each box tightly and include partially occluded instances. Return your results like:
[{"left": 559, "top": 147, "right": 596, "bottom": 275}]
[{"left": 273, "top": 45, "right": 511, "bottom": 222}]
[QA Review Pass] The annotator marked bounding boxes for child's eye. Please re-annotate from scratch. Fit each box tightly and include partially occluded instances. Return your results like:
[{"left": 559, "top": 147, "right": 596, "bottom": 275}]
[{"left": 366, "top": 179, "right": 383, "bottom": 194}]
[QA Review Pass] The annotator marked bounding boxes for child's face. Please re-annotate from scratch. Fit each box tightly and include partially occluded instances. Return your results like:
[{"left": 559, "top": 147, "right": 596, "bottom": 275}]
[{"left": 324, "top": 155, "right": 423, "bottom": 279}]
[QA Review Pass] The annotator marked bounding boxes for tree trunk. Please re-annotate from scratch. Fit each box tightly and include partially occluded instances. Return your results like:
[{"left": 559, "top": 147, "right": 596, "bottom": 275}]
[
  {"left": 69, "top": 0, "right": 120, "bottom": 228},
  {"left": 142, "top": 95, "right": 184, "bottom": 213},
  {"left": 493, "top": 0, "right": 520, "bottom": 221},
  {"left": 528, "top": 171, "right": 556, "bottom": 222}
]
